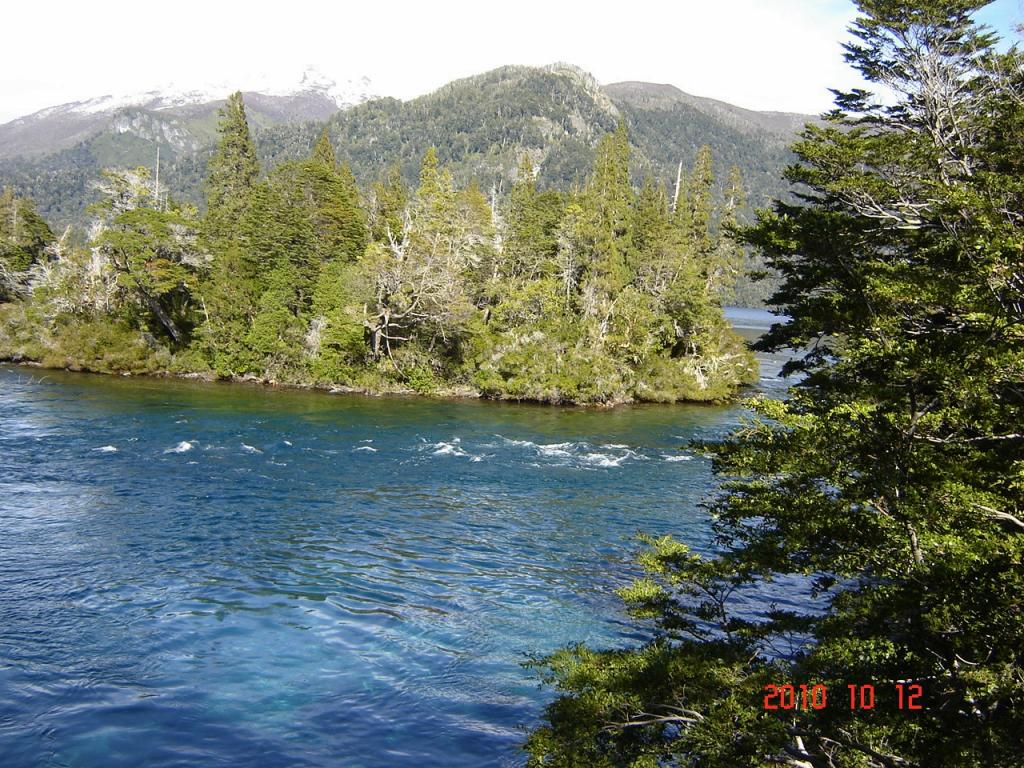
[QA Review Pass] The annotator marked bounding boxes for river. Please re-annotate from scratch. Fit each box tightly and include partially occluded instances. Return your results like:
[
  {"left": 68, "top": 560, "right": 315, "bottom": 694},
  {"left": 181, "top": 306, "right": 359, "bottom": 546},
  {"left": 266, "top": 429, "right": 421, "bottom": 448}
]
[{"left": 0, "top": 308, "right": 789, "bottom": 767}]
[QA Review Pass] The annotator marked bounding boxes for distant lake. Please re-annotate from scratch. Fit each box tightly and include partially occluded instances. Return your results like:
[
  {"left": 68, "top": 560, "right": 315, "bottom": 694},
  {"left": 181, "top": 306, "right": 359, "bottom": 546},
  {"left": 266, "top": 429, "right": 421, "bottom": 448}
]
[
  {"left": 724, "top": 305, "right": 783, "bottom": 331},
  {"left": 0, "top": 311, "right": 797, "bottom": 768}
]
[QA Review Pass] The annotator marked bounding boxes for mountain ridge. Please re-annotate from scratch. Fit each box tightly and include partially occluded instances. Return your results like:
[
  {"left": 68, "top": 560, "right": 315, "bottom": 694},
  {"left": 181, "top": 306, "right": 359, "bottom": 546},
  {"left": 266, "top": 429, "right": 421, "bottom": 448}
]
[
  {"left": 0, "top": 63, "right": 813, "bottom": 231},
  {"left": 0, "top": 67, "right": 377, "bottom": 160}
]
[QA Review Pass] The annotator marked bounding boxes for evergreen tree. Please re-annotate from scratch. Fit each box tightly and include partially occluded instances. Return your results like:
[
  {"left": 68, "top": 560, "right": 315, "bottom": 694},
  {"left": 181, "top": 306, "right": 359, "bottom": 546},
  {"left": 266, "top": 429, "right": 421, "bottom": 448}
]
[
  {"left": 502, "top": 156, "right": 564, "bottom": 281},
  {"left": 239, "top": 180, "right": 315, "bottom": 373},
  {"left": 527, "top": 2, "right": 1024, "bottom": 766},
  {"left": 198, "top": 92, "right": 262, "bottom": 372},
  {"left": 203, "top": 91, "right": 259, "bottom": 244},
  {"left": 456, "top": 178, "right": 497, "bottom": 295},
  {"left": 311, "top": 127, "right": 338, "bottom": 170},
  {"left": 271, "top": 157, "right": 366, "bottom": 267},
  {"left": 681, "top": 144, "right": 714, "bottom": 257},
  {"left": 0, "top": 187, "right": 53, "bottom": 300},
  {"left": 708, "top": 164, "right": 746, "bottom": 298},
  {"left": 580, "top": 120, "right": 635, "bottom": 301},
  {"left": 368, "top": 164, "right": 408, "bottom": 245}
]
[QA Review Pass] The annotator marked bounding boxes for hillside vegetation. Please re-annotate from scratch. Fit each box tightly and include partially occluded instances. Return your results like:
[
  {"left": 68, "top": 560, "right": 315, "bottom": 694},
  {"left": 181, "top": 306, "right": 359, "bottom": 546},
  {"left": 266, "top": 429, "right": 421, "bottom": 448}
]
[
  {"left": 0, "top": 64, "right": 806, "bottom": 224},
  {"left": 0, "top": 95, "right": 756, "bottom": 405}
]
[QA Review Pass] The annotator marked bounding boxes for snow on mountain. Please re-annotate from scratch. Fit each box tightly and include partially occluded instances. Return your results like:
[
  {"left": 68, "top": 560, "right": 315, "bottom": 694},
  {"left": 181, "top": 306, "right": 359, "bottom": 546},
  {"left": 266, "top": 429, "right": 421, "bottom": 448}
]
[
  {"left": 26, "top": 66, "right": 377, "bottom": 121},
  {"left": 0, "top": 66, "right": 379, "bottom": 162}
]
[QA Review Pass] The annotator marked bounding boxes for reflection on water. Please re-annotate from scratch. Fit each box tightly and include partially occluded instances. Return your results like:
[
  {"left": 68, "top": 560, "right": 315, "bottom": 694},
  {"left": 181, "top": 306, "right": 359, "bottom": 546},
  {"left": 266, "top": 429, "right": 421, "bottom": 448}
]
[{"left": 0, "top": 309, "right": 795, "bottom": 767}]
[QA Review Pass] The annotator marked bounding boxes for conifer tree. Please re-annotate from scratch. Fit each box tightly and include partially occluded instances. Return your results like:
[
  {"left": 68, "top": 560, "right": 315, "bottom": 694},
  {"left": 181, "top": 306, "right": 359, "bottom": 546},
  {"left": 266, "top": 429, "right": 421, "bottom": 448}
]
[
  {"left": 369, "top": 164, "right": 408, "bottom": 245},
  {"left": 502, "top": 156, "right": 564, "bottom": 281},
  {"left": 678, "top": 144, "right": 715, "bottom": 260},
  {"left": 528, "top": 2, "right": 1024, "bottom": 765},
  {"left": 706, "top": 165, "right": 746, "bottom": 298},
  {"left": 203, "top": 92, "right": 259, "bottom": 244},
  {"left": 311, "top": 127, "right": 337, "bottom": 170},
  {"left": 0, "top": 188, "right": 53, "bottom": 300},
  {"left": 582, "top": 120, "right": 634, "bottom": 300}
]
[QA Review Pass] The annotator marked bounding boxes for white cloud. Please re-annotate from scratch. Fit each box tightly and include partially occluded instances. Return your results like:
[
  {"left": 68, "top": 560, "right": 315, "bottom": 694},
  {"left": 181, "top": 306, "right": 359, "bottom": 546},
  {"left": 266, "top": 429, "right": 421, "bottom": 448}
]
[{"left": 0, "top": 0, "right": 1016, "bottom": 124}]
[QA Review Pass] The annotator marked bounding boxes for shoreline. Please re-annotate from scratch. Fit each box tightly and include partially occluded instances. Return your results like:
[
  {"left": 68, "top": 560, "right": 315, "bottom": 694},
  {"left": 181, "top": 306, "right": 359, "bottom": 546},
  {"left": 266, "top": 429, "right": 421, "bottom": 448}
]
[{"left": 0, "top": 356, "right": 755, "bottom": 409}]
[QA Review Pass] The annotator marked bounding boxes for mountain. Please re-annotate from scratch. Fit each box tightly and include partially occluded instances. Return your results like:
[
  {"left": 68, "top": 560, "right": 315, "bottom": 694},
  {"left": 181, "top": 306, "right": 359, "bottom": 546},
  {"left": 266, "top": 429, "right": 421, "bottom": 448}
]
[
  {"left": 603, "top": 81, "right": 810, "bottom": 142},
  {"left": 0, "top": 63, "right": 813, "bottom": 231},
  {"left": 0, "top": 67, "right": 375, "bottom": 160},
  {"left": 0, "top": 68, "right": 377, "bottom": 227}
]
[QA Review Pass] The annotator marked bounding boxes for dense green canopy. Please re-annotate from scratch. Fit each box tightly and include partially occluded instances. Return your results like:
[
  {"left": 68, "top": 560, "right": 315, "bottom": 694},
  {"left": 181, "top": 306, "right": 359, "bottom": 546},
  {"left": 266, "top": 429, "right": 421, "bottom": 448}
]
[
  {"left": 0, "top": 97, "right": 754, "bottom": 404},
  {"left": 526, "top": 1, "right": 1024, "bottom": 766}
]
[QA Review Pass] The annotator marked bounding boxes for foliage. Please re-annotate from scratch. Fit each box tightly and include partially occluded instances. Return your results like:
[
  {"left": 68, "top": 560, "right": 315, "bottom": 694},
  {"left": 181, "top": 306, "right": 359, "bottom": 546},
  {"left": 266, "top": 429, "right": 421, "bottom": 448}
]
[
  {"left": 203, "top": 92, "right": 259, "bottom": 246},
  {"left": 526, "top": 2, "right": 1024, "bottom": 766},
  {"left": 1, "top": 92, "right": 755, "bottom": 405},
  {"left": 90, "top": 168, "right": 206, "bottom": 345},
  {"left": 0, "top": 66, "right": 801, "bottom": 306},
  {"left": 0, "top": 187, "right": 53, "bottom": 300}
]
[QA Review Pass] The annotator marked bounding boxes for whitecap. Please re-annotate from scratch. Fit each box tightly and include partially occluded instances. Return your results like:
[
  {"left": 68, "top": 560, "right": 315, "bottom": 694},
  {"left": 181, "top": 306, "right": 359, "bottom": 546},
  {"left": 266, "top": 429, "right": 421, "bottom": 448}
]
[
  {"left": 537, "top": 443, "right": 574, "bottom": 457},
  {"left": 503, "top": 437, "right": 578, "bottom": 457},
  {"left": 582, "top": 452, "right": 627, "bottom": 468},
  {"left": 241, "top": 444, "right": 262, "bottom": 454},
  {"left": 164, "top": 441, "right": 194, "bottom": 454},
  {"left": 283, "top": 440, "right": 293, "bottom": 446},
  {"left": 359, "top": 439, "right": 374, "bottom": 443},
  {"left": 431, "top": 442, "right": 470, "bottom": 458},
  {"left": 354, "top": 446, "right": 378, "bottom": 453},
  {"left": 661, "top": 454, "right": 692, "bottom": 462},
  {"left": 601, "top": 443, "right": 629, "bottom": 449},
  {"left": 502, "top": 437, "right": 536, "bottom": 449},
  {"left": 93, "top": 445, "right": 118, "bottom": 453}
]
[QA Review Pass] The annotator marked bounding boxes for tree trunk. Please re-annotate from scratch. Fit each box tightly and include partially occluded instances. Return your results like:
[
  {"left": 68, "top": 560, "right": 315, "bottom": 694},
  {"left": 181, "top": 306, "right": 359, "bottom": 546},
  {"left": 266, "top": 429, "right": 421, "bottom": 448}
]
[{"left": 140, "top": 289, "right": 182, "bottom": 344}]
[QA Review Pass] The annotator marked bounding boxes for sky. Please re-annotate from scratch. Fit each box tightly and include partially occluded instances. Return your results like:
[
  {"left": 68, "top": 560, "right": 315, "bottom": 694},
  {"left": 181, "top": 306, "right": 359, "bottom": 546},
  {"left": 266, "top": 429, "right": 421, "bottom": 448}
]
[{"left": 1, "top": 0, "right": 1021, "bottom": 124}]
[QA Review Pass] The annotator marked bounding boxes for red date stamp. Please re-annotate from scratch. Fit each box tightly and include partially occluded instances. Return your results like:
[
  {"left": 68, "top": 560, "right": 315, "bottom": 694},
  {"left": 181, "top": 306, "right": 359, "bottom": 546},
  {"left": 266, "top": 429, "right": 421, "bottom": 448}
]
[{"left": 763, "top": 683, "right": 923, "bottom": 710}]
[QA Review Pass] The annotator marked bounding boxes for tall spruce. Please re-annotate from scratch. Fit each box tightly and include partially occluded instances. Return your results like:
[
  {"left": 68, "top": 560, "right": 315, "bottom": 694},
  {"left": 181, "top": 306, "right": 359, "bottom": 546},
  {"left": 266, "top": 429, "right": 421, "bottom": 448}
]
[
  {"left": 582, "top": 120, "right": 634, "bottom": 300},
  {"left": 203, "top": 91, "right": 259, "bottom": 244},
  {"left": 311, "top": 127, "right": 338, "bottom": 170}
]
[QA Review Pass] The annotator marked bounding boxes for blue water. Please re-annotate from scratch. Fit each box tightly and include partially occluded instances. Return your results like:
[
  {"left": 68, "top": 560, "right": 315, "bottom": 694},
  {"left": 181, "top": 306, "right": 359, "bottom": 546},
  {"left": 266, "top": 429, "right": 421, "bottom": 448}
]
[{"left": 0, "top": 309, "right": 788, "bottom": 767}]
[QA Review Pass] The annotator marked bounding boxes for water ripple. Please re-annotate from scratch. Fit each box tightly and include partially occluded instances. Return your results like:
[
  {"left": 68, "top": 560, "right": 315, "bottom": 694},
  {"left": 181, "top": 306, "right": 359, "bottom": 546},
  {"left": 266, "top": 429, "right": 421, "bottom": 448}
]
[{"left": 0, "top": 347, "right": 795, "bottom": 767}]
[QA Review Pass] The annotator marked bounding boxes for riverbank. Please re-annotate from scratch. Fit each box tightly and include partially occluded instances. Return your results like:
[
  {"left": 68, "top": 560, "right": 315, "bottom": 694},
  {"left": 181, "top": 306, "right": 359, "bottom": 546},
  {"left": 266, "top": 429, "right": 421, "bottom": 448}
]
[
  {"left": 0, "top": 354, "right": 760, "bottom": 409},
  {"left": 1, "top": 307, "right": 771, "bottom": 407}
]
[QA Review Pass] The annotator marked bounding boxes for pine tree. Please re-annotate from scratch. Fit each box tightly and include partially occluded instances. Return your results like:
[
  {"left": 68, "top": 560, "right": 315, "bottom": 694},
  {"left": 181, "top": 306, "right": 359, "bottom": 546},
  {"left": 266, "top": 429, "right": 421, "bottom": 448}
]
[
  {"left": 369, "top": 164, "right": 408, "bottom": 245},
  {"left": 310, "top": 127, "right": 337, "bottom": 170},
  {"left": 203, "top": 92, "right": 259, "bottom": 244}
]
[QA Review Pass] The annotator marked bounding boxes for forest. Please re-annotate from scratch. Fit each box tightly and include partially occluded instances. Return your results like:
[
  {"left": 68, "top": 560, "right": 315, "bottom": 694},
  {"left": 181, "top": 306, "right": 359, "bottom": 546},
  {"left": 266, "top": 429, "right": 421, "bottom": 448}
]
[{"left": 0, "top": 98, "right": 755, "bottom": 405}]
